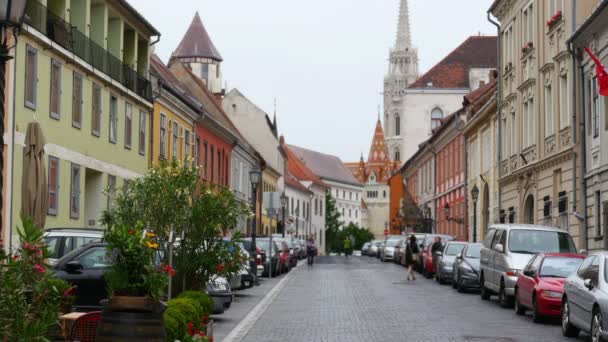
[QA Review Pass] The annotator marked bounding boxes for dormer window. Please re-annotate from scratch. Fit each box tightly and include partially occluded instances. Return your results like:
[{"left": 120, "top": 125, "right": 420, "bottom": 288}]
[{"left": 431, "top": 108, "right": 443, "bottom": 129}]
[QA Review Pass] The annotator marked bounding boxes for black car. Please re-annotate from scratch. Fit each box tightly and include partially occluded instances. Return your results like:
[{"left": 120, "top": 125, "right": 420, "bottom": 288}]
[
  {"left": 53, "top": 242, "right": 110, "bottom": 311},
  {"left": 452, "top": 243, "right": 482, "bottom": 292},
  {"left": 255, "top": 238, "right": 281, "bottom": 277}
]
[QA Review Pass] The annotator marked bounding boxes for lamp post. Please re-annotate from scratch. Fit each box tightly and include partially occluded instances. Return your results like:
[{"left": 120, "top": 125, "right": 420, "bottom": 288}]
[
  {"left": 295, "top": 205, "right": 299, "bottom": 239},
  {"left": 249, "top": 167, "right": 261, "bottom": 254},
  {"left": 280, "top": 193, "right": 287, "bottom": 238},
  {"left": 471, "top": 184, "right": 480, "bottom": 243},
  {"left": 0, "top": 0, "right": 27, "bottom": 250}
]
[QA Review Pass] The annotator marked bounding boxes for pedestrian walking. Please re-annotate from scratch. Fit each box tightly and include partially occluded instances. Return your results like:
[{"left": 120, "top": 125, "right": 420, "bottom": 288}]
[
  {"left": 405, "top": 235, "right": 419, "bottom": 281},
  {"left": 306, "top": 234, "right": 316, "bottom": 266},
  {"left": 343, "top": 236, "right": 352, "bottom": 258},
  {"left": 431, "top": 236, "right": 443, "bottom": 277}
]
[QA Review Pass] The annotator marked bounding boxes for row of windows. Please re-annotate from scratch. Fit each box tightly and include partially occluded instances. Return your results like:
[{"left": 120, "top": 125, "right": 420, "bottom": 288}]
[
  {"left": 438, "top": 137, "right": 462, "bottom": 187},
  {"left": 47, "top": 157, "right": 124, "bottom": 219},
  {"left": 340, "top": 207, "right": 358, "bottom": 219},
  {"left": 287, "top": 196, "right": 323, "bottom": 219},
  {"left": 366, "top": 190, "right": 387, "bottom": 199},
  {"left": 334, "top": 189, "right": 359, "bottom": 201},
  {"left": 25, "top": 45, "right": 147, "bottom": 155}
]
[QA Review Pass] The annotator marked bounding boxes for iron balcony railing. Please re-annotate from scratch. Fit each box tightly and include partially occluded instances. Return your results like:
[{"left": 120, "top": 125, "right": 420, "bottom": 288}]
[{"left": 25, "top": 0, "right": 153, "bottom": 102}]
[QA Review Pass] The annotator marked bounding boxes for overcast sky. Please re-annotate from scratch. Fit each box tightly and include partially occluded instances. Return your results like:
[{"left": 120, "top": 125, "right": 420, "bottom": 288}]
[{"left": 130, "top": 0, "right": 495, "bottom": 162}]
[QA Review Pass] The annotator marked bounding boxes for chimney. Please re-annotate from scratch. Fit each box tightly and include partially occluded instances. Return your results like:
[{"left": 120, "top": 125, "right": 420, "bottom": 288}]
[{"left": 279, "top": 135, "right": 285, "bottom": 146}]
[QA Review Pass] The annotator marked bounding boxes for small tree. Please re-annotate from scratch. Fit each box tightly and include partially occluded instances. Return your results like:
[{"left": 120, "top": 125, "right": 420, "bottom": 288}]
[{"left": 324, "top": 191, "right": 342, "bottom": 253}]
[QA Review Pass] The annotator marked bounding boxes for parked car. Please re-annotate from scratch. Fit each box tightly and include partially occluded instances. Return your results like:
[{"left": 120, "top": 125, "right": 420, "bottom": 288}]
[
  {"left": 420, "top": 234, "right": 455, "bottom": 277},
  {"left": 514, "top": 253, "right": 584, "bottom": 322},
  {"left": 207, "top": 276, "right": 233, "bottom": 314},
  {"left": 380, "top": 239, "right": 402, "bottom": 262},
  {"left": 452, "top": 243, "right": 482, "bottom": 292},
  {"left": 275, "top": 238, "right": 298, "bottom": 268},
  {"left": 236, "top": 266, "right": 255, "bottom": 290},
  {"left": 561, "top": 252, "right": 608, "bottom": 341},
  {"left": 479, "top": 224, "right": 577, "bottom": 308},
  {"left": 254, "top": 238, "right": 281, "bottom": 277},
  {"left": 377, "top": 241, "right": 386, "bottom": 259},
  {"left": 242, "top": 238, "right": 266, "bottom": 277},
  {"left": 369, "top": 240, "right": 381, "bottom": 257},
  {"left": 361, "top": 242, "right": 371, "bottom": 256},
  {"left": 44, "top": 228, "right": 103, "bottom": 266},
  {"left": 394, "top": 240, "right": 406, "bottom": 265},
  {"left": 293, "top": 239, "right": 304, "bottom": 260},
  {"left": 436, "top": 241, "right": 467, "bottom": 284}
]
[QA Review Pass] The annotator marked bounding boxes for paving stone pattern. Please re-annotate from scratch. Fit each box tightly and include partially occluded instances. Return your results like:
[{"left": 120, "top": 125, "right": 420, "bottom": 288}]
[{"left": 240, "top": 256, "right": 589, "bottom": 342}]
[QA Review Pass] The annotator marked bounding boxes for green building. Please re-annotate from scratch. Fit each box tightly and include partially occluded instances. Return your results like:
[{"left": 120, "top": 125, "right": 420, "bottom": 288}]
[{"left": 6, "top": 0, "right": 159, "bottom": 247}]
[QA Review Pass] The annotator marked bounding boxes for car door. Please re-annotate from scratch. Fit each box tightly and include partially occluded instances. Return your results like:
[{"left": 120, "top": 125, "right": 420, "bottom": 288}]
[
  {"left": 488, "top": 229, "right": 504, "bottom": 291},
  {"left": 519, "top": 256, "right": 540, "bottom": 307},
  {"left": 578, "top": 256, "right": 601, "bottom": 328},
  {"left": 569, "top": 255, "right": 596, "bottom": 327},
  {"left": 72, "top": 246, "right": 110, "bottom": 308},
  {"left": 480, "top": 229, "right": 496, "bottom": 288}
]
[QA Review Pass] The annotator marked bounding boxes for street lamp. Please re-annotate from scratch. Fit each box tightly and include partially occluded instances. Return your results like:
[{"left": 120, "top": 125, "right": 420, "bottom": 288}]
[
  {"left": 444, "top": 203, "right": 451, "bottom": 221},
  {"left": 0, "top": 0, "right": 27, "bottom": 249},
  {"left": 249, "top": 167, "right": 261, "bottom": 254},
  {"left": 471, "top": 184, "right": 480, "bottom": 243},
  {"left": 280, "top": 193, "right": 287, "bottom": 238}
]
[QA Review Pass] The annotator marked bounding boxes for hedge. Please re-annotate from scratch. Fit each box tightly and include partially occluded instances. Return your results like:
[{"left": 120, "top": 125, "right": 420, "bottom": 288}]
[{"left": 177, "top": 291, "right": 213, "bottom": 316}]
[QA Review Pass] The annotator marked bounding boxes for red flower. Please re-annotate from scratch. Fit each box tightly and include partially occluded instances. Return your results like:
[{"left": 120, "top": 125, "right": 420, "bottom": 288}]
[
  {"left": 23, "top": 242, "right": 36, "bottom": 251},
  {"left": 128, "top": 228, "right": 136, "bottom": 236},
  {"left": 63, "top": 286, "right": 77, "bottom": 297},
  {"left": 35, "top": 248, "right": 43, "bottom": 257},
  {"left": 215, "top": 264, "right": 224, "bottom": 272},
  {"left": 187, "top": 322, "right": 195, "bottom": 336},
  {"left": 161, "top": 264, "right": 175, "bottom": 277},
  {"left": 12, "top": 255, "right": 19, "bottom": 261},
  {"left": 34, "top": 264, "right": 46, "bottom": 274},
  {"left": 202, "top": 314, "right": 209, "bottom": 322}
]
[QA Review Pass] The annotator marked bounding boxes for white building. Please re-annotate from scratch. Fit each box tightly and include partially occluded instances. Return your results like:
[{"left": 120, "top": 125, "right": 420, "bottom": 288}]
[{"left": 384, "top": 1, "right": 497, "bottom": 163}]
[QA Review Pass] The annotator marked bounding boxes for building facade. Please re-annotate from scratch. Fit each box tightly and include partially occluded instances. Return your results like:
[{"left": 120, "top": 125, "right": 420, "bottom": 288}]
[
  {"left": 489, "top": 0, "right": 599, "bottom": 248},
  {"left": 345, "top": 119, "right": 399, "bottom": 238},
  {"left": 388, "top": 172, "right": 405, "bottom": 235},
  {"left": 8, "top": 0, "right": 158, "bottom": 248},
  {"left": 570, "top": 0, "right": 608, "bottom": 251}
]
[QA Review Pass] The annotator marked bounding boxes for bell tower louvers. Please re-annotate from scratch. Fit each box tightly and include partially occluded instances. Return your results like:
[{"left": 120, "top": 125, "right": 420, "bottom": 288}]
[{"left": 383, "top": 0, "right": 418, "bottom": 164}]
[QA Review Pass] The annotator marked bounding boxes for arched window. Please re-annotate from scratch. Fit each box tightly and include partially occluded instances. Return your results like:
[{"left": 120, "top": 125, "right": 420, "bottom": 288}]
[
  {"left": 394, "top": 148, "right": 401, "bottom": 162},
  {"left": 395, "top": 115, "right": 401, "bottom": 136},
  {"left": 431, "top": 108, "right": 444, "bottom": 129}
]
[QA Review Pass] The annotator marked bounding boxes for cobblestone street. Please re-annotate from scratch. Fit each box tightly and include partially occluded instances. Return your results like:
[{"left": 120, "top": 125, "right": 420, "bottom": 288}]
[{"left": 230, "top": 256, "right": 590, "bottom": 342}]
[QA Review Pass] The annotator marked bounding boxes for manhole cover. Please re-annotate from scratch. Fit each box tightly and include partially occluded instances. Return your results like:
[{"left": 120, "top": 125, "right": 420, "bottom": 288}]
[{"left": 462, "top": 336, "right": 516, "bottom": 342}]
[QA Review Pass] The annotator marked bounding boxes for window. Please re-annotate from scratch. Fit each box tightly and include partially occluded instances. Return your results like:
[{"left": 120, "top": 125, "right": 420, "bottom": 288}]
[
  {"left": 320, "top": 200, "right": 323, "bottom": 216},
  {"left": 172, "top": 122, "right": 179, "bottom": 159},
  {"left": 184, "top": 130, "right": 191, "bottom": 163},
  {"left": 592, "top": 76, "right": 599, "bottom": 138},
  {"left": 315, "top": 198, "right": 318, "bottom": 215},
  {"left": 558, "top": 191, "right": 568, "bottom": 214},
  {"left": 523, "top": 98, "right": 535, "bottom": 148},
  {"left": 355, "top": 210, "right": 358, "bottom": 218},
  {"left": 210, "top": 145, "right": 215, "bottom": 182},
  {"left": 522, "top": 2, "right": 534, "bottom": 48},
  {"left": 72, "top": 72, "right": 83, "bottom": 128},
  {"left": 291, "top": 198, "right": 294, "bottom": 215},
  {"left": 511, "top": 111, "right": 517, "bottom": 155},
  {"left": 543, "top": 196, "right": 552, "bottom": 218},
  {"left": 545, "top": 83, "right": 554, "bottom": 136},
  {"left": 470, "top": 138, "right": 479, "bottom": 177},
  {"left": 217, "top": 150, "right": 221, "bottom": 184},
  {"left": 431, "top": 108, "right": 443, "bottom": 129},
  {"left": 395, "top": 115, "right": 401, "bottom": 136},
  {"left": 482, "top": 130, "right": 490, "bottom": 172},
  {"left": 107, "top": 175, "right": 116, "bottom": 210},
  {"left": 138, "top": 111, "right": 146, "bottom": 155},
  {"left": 109, "top": 95, "right": 118, "bottom": 143},
  {"left": 50, "top": 60, "right": 61, "bottom": 119},
  {"left": 596, "top": 192, "right": 602, "bottom": 237},
  {"left": 77, "top": 247, "right": 111, "bottom": 269},
  {"left": 577, "top": 256, "right": 596, "bottom": 278},
  {"left": 560, "top": 74, "right": 569, "bottom": 130},
  {"left": 123, "top": 179, "right": 130, "bottom": 192},
  {"left": 508, "top": 207, "right": 516, "bottom": 223},
  {"left": 603, "top": 202, "right": 608, "bottom": 240},
  {"left": 70, "top": 164, "right": 81, "bottom": 219},
  {"left": 548, "top": 0, "right": 563, "bottom": 19},
  {"left": 48, "top": 157, "right": 59, "bottom": 215},
  {"left": 349, "top": 209, "right": 352, "bottom": 218},
  {"left": 195, "top": 137, "right": 201, "bottom": 167},
  {"left": 25, "top": 45, "right": 38, "bottom": 109},
  {"left": 92, "top": 83, "right": 102, "bottom": 136},
  {"left": 394, "top": 148, "right": 401, "bottom": 162},
  {"left": 503, "top": 25, "right": 514, "bottom": 69},
  {"left": 203, "top": 142, "right": 208, "bottom": 179},
  {"left": 124, "top": 103, "right": 132, "bottom": 149},
  {"left": 160, "top": 114, "right": 167, "bottom": 158},
  {"left": 201, "top": 64, "right": 209, "bottom": 83}
]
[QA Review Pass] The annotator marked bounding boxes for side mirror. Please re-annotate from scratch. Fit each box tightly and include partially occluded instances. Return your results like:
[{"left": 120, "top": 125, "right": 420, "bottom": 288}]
[
  {"left": 65, "top": 261, "right": 83, "bottom": 273},
  {"left": 584, "top": 279, "right": 594, "bottom": 290},
  {"left": 579, "top": 249, "right": 588, "bottom": 256},
  {"left": 493, "top": 244, "right": 504, "bottom": 253},
  {"left": 456, "top": 253, "right": 463, "bottom": 260},
  {"left": 523, "top": 269, "right": 535, "bottom": 277}
]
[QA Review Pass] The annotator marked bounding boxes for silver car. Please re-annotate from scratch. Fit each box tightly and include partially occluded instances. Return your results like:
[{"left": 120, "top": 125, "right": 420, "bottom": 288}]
[
  {"left": 369, "top": 240, "right": 380, "bottom": 257},
  {"left": 436, "top": 241, "right": 467, "bottom": 284},
  {"left": 480, "top": 224, "right": 577, "bottom": 308},
  {"left": 562, "top": 252, "right": 608, "bottom": 342},
  {"left": 380, "top": 239, "right": 401, "bottom": 262}
]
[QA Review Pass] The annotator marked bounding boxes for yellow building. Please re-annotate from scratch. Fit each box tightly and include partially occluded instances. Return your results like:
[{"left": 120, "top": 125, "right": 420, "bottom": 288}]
[
  {"left": 261, "top": 168, "right": 281, "bottom": 235},
  {"left": 150, "top": 55, "right": 198, "bottom": 166}
]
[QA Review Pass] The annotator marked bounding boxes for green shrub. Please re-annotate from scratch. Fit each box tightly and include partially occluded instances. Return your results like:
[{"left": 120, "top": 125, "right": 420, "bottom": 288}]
[
  {"left": 178, "top": 291, "right": 213, "bottom": 316},
  {"left": 168, "top": 298, "right": 201, "bottom": 326},
  {"left": 163, "top": 314, "right": 181, "bottom": 342}
]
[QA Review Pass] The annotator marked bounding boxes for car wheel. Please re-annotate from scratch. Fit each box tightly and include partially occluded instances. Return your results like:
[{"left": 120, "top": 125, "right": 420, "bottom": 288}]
[
  {"left": 480, "top": 274, "right": 491, "bottom": 300},
  {"left": 532, "top": 295, "right": 543, "bottom": 323},
  {"left": 457, "top": 277, "right": 465, "bottom": 293},
  {"left": 452, "top": 274, "right": 458, "bottom": 289},
  {"left": 499, "top": 281, "right": 514, "bottom": 308},
  {"left": 592, "top": 308, "right": 605, "bottom": 342},
  {"left": 514, "top": 289, "right": 526, "bottom": 316},
  {"left": 561, "top": 299, "right": 580, "bottom": 337}
]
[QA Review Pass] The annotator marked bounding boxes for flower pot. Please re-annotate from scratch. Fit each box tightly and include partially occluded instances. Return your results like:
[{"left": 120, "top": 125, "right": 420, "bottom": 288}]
[{"left": 96, "top": 296, "right": 166, "bottom": 342}]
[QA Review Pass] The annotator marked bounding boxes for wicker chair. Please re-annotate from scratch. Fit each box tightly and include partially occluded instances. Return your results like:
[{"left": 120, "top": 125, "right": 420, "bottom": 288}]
[{"left": 70, "top": 311, "right": 102, "bottom": 342}]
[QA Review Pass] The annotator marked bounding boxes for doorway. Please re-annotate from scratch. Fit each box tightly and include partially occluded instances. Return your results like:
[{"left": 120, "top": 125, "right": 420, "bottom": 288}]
[
  {"left": 481, "top": 185, "right": 489, "bottom": 240},
  {"left": 523, "top": 195, "right": 535, "bottom": 224}
]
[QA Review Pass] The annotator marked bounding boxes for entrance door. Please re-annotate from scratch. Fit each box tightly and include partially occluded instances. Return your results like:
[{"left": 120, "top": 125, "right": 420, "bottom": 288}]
[
  {"left": 481, "top": 185, "right": 489, "bottom": 240},
  {"left": 523, "top": 195, "right": 535, "bottom": 224}
]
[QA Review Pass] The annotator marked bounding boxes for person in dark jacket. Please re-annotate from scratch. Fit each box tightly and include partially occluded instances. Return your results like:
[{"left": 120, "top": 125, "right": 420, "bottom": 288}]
[
  {"left": 306, "top": 234, "right": 316, "bottom": 266},
  {"left": 405, "top": 235, "right": 419, "bottom": 281},
  {"left": 431, "top": 236, "right": 443, "bottom": 276}
]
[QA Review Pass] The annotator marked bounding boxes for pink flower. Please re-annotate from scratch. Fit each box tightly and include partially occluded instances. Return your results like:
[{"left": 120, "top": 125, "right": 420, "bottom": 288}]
[
  {"left": 34, "top": 264, "right": 46, "bottom": 274},
  {"left": 23, "top": 242, "right": 35, "bottom": 251},
  {"left": 12, "top": 255, "right": 19, "bottom": 261},
  {"left": 35, "top": 249, "right": 43, "bottom": 257},
  {"left": 63, "top": 286, "right": 77, "bottom": 297}
]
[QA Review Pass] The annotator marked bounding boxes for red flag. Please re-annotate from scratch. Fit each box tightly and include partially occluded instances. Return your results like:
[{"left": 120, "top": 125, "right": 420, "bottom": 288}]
[{"left": 585, "top": 47, "right": 608, "bottom": 96}]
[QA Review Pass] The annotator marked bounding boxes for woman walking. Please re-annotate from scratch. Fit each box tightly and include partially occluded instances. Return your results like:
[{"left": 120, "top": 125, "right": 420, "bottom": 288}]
[
  {"left": 405, "top": 235, "right": 419, "bottom": 281},
  {"left": 306, "top": 234, "right": 316, "bottom": 266}
]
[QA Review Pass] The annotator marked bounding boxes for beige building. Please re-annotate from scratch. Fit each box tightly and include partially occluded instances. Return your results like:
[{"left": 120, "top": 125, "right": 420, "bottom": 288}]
[{"left": 489, "top": 0, "right": 599, "bottom": 248}]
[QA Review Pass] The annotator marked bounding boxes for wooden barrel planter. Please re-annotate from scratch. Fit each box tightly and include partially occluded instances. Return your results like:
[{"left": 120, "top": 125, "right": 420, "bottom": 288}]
[{"left": 96, "top": 296, "right": 166, "bottom": 342}]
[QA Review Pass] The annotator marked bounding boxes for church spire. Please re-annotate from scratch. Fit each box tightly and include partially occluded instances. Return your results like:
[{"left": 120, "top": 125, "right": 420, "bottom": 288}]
[{"left": 395, "top": 0, "right": 412, "bottom": 49}]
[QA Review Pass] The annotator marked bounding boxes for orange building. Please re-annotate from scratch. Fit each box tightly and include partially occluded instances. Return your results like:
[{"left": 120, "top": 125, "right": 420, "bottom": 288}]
[{"left": 388, "top": 172, "right": 404, "bottom": 235}]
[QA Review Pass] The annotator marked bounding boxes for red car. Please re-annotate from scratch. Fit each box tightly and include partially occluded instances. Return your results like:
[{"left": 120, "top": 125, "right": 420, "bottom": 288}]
[
  {"left": 514, "top": 253, "right": 585, "bottom": 322},
  {"left": 420, "top": 234, "right": 454, "bottom": 278}
]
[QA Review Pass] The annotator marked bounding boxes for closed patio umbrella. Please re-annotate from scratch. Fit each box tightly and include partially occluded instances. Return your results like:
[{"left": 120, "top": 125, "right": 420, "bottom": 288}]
[{"left": 21, "top": 121, "right": 48, "bottom": 229}]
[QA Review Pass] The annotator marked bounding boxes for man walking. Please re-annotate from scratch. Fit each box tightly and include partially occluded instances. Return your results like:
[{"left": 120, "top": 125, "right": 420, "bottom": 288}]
[{"left": 431, "top": 236, "right": 443, "bottom": 277}]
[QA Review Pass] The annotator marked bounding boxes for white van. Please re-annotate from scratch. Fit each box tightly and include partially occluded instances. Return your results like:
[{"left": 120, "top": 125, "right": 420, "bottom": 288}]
[{"left": 479, "top": 224, "right": 577, "bottom": 307}]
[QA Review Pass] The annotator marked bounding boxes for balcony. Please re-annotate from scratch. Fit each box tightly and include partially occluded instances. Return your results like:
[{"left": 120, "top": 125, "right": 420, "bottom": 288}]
[{"left": 24, "top": 0, "right": 152, "bottom": 102}]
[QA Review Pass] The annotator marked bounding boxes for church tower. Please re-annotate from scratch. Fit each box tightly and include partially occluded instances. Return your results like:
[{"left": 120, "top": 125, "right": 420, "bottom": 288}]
[
  {"left": 384, "top": 0, "right": 418, "bottom": 164},
  {"left": 170, "top": 13, "right": 224, "bottom": 95}
]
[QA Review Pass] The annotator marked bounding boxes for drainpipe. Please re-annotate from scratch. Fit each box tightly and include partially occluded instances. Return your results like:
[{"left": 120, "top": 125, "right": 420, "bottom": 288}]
[
  {"left": 487, "top": 12, "right": 502, "bottom": 218},
  {"left": 464, "top": 133, "right": 469, "bottom": 242},
  {"left": 577, "top": 49, "right": 589, "bottom": 251}
]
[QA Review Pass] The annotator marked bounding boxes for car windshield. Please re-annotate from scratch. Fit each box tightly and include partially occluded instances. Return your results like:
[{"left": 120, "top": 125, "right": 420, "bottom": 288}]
[
  {"left": 386, "top": 240, "right": 399, "bottom": 247},
  {"left": 256, "top": 240, "right": 276, "bottom": 254},
  {"left": 540, "top": 257, "right": 583, "bottom": 278},
  {"left": 508, "top": 230, "right": 577, "bottom": 254},
  {"left": 45, "top": 237, "right": 61, "bottom": 259},
  {"left": 465, "top": 244, "right": 482, "bottom": 258},
  {"left": 445, "top": 244, "right": 465, "bottom": 256}
]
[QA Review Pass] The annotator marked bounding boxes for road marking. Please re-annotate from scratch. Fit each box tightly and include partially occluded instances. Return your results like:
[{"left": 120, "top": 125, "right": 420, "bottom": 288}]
[{"left": 222, "top": 266, "right": 297, "bottom": 342}]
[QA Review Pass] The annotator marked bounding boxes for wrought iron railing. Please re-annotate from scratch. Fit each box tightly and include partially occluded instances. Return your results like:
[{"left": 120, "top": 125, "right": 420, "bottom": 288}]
[{"left": 24, "top": 0, "right": 153, "bottom": 102}]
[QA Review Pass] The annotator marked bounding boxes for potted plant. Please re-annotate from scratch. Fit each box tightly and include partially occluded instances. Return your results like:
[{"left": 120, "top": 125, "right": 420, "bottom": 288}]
[{"left": 96, "top": 223, "right": 173, "bottom": 341}]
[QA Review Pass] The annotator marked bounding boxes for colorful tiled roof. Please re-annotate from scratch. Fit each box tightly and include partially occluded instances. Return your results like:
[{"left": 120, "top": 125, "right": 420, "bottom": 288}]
[
  {"left": 287, "top": 145, "right": 362, "bottom": 186},
  {"left": 151, "top": 54, "right": 202, "bottom": 111},
  {"left": 172, "top": 12, "right": 223, "bottom": 61},
  {"left": 285, "top": 145, "right": 327, "bottom": 188},
  {"left": 285, "top": 171, "right": 312, "bottom": 194},
  {"left": 408, "top": 36, "right": 497, "bottom": 89}
]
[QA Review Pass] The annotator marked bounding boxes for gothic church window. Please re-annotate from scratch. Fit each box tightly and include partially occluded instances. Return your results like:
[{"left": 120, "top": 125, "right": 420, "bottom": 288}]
[
  {"left": 395, "top": 115, "right": 401, "bottom": 136},
  {"left": 431, "top": 108, "right": 443, "bottom": 130},
  {"left": 394, "top": 148, "right": 400, "bottom": 162}
]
